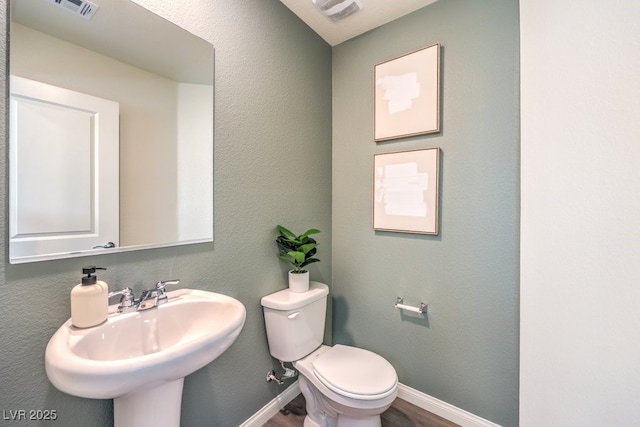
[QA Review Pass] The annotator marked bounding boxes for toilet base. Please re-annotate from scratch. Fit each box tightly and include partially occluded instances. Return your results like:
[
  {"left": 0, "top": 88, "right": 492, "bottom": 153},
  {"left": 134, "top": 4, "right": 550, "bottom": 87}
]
[
  {"left": 303, "top": 416, "right": 321, "bottom": 427},
  {"left": 298, "top": 375, "right": 387, "bottom": 427},
  {"left": 336, "top": 416, "right": 381, "bottom": 427},
  {"left": 303, "top": 415, "right": 380, "bottom": 427}
]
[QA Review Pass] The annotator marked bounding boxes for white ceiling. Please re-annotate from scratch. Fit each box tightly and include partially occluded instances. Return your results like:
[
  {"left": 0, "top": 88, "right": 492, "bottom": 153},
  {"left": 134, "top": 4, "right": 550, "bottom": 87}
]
[
  {"left": 279, "top": 0, "right": 439, "bottom": 46},
  {"left": 11, "top": 0, "right": 213, "bottom": 84}
]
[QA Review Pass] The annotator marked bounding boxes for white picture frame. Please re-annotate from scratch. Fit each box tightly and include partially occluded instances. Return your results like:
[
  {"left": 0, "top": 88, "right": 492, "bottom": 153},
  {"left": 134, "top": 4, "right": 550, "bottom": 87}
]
[
  {"left": 374, "top": 43, "right": 441, "bottom": 141},
  {"left": 373, "top": 148, "right": 440, "bottom": 235}
]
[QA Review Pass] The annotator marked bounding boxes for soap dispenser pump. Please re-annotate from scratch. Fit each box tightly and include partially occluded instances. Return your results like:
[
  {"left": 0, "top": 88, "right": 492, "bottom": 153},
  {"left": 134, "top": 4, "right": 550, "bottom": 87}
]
[{"left": 70, "top": 266, "right": 109, "bottom": 328}]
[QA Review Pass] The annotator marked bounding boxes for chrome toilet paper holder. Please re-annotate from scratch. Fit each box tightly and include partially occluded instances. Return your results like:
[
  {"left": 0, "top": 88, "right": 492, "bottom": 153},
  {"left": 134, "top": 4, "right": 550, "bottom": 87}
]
[{"left": 394, "top": 297, "right": 427, "bottom": 315}]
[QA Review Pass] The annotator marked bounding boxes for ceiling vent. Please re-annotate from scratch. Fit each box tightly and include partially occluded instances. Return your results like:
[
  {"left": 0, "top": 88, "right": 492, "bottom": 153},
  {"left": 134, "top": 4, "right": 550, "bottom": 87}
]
[
  {"left": 48, "top": 0, "right": 99, "bottom": 20},
  {"left": 312, "top": 0, "right": 363, "bottom": 22}
]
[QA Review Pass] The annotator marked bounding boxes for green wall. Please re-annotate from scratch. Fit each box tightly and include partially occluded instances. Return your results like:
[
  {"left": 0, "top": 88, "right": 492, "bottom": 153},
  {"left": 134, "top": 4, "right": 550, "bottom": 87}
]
[
  {"left": 331, "top": 1, "right": 520, "bottom": 425},
  {"left": 0, "top": 1, "right": 331, "bottom": 426}
]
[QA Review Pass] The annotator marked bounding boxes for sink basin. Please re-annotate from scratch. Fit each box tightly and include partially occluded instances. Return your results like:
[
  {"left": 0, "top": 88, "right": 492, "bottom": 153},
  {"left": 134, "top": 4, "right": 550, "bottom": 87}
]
[{"left": 45, "top": 288, "right": 246, "bottom": 427}]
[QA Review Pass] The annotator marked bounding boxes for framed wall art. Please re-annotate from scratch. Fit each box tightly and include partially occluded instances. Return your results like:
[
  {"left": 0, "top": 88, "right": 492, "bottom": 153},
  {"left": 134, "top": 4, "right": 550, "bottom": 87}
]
[
  {"left": 373, "top": 148, "right": 440, "bottom": 235},
  {"left": 374, "top": 43, "right": 440, "bottom": 142}
]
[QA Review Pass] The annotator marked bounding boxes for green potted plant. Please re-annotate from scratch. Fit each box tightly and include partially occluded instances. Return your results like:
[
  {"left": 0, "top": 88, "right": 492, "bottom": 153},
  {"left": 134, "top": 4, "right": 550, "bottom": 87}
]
[{"left": 276, "top": 225, "right": 320, "bottom": 292}]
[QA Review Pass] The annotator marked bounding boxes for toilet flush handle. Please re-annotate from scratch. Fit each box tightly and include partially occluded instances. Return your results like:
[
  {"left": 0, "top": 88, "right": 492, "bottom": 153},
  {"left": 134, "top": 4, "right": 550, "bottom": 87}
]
[{"left": 287, "top": 312, "right": 300, "bottom": 320}]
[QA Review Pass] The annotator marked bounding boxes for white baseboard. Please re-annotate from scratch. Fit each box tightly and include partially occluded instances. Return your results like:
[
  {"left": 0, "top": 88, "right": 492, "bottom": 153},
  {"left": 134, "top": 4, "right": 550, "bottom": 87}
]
[
  {"left": 239, "top": 381, "right": 301, "bottom": 427},
  {"left": 240, "top": 381, "right": 500, "bottom": 427},
  {"left": 397, "top": 383, "right": 501, "bottom": 427}
]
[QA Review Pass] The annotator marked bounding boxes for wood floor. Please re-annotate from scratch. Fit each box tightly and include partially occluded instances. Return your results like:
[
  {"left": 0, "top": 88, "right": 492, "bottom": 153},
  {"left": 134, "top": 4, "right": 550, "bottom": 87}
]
[{"left": 263, "top": 393, "right": 460, "bottom": 427}]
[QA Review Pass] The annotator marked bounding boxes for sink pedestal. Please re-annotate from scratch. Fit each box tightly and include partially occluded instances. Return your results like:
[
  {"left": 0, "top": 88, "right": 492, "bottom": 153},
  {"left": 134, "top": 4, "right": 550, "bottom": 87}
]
[{"left": 114, "top": 379, "right": 184, "bottom": 427}]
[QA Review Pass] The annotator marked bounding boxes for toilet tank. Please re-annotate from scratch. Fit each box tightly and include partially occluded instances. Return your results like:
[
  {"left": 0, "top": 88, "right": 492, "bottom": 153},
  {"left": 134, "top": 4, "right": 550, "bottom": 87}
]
[{"left": 261, "top": 282, "right": 329, "bottom": 362}]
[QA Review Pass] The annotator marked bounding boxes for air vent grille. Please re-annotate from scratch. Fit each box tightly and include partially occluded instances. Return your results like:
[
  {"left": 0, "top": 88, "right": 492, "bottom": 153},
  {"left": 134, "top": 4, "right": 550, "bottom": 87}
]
[
  {"left": 49, "top": 0, "right": 99, "bottom": 20},
  {"left": 312, "top": 0, "right": 362, "bottom": 22}
]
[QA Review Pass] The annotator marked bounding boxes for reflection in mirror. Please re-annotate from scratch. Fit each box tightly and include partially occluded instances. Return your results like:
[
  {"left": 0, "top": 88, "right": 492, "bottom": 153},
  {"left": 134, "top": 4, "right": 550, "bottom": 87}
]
[{"left": 9, "top": 0, "right": 214, "bottom": 264}]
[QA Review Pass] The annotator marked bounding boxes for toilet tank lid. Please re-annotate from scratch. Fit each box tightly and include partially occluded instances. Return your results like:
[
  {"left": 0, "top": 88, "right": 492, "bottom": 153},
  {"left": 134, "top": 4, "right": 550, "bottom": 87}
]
[{"left": 261, "top": 282, "right": 329, "bottom": 310}]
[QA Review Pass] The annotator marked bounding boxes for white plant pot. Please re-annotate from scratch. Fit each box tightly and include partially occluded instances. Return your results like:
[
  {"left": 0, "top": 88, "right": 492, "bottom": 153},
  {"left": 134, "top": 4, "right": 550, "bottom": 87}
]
[{"left": 288, "top": 270, "right": 310, "bottom": 293}]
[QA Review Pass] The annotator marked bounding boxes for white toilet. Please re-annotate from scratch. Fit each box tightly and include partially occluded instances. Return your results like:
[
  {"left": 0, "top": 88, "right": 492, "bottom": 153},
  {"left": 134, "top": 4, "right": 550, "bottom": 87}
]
[{"left": 261, "top": 282, "right": 398, "bottom": 427}]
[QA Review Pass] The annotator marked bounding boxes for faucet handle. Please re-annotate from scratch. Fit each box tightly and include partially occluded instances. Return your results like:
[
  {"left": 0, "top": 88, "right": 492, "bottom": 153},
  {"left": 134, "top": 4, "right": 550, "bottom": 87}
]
[
  {"left": 155, "top": 279, "right": 180, "bottom": 291},
  {"left": 155, "top": 279, "right": 180, "bottom": 304},
  {"left": 108, "top": 287, "right": 136, "bottom": 312},
  {"left": 108, "top": 286, "right": 134, "bottom": 300}
]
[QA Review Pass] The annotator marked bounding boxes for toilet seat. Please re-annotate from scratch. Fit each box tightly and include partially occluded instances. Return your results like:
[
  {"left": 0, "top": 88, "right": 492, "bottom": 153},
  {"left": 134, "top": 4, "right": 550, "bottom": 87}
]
[{"left": 312, "top": 345, "right": 397, "bottom": 400}]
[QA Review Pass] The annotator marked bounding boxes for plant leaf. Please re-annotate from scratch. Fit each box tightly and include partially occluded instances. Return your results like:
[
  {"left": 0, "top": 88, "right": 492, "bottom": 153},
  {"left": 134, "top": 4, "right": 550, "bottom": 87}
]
[
  {"left": 288, "top": 251, "right": 305, "bottom": 264},
  {"left": 299, "top": 243, "right": 317, "bottom": 254},
  {"left": 278, "top": 255, "right": 297, "bottom": 269},
  {"left": 276, "top": 225, "right": 297, "bottom": 240},
  {"left": 300, "top": 258, "right": 320, "bottom": 268},
  {"left": 301, "top": 228, "right": 320, "bottom": 237},
  {"left": 276, "top": 236, "right": 297, "bottom": 252}
]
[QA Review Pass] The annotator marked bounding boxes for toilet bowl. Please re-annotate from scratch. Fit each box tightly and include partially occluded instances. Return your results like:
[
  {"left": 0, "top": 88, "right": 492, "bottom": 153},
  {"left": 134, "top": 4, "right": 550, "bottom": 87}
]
[
  {"left": 295, "top": 345, "right": 397, "bottom": 427},
  {"left": 261, "top": 282, "right": 398, "bottom": 427}
]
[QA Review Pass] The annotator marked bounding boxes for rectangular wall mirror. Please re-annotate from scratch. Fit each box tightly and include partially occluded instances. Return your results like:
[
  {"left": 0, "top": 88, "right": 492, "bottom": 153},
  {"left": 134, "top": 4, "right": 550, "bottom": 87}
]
[{"left": 8, "top": 0, "right": 214, "bottom": 264}]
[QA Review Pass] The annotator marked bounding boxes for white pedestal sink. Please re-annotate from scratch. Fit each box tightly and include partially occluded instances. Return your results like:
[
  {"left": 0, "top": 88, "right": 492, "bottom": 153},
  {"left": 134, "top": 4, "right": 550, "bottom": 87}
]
[{"left": 45, "top": 288, "right": 246, "bottom": 427}]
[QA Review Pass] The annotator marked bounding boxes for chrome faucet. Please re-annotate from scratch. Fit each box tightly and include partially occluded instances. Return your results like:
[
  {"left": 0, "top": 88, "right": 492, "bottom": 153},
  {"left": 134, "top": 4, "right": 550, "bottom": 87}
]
[
  {"left": 137, "top": 280, "right": 180, "bottom": 311},
  {"left": 108, "top": 280, "right": 180, "bottom": 313},
  {"left": 108, "top": 287, "right": 136, "bottom": 313}
]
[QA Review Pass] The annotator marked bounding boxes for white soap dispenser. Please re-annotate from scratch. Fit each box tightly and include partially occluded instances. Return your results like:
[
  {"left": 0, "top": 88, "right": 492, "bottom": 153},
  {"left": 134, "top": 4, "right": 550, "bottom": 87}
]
[{"left": 70, "top": 266, "right": 109, "bottom": 328}]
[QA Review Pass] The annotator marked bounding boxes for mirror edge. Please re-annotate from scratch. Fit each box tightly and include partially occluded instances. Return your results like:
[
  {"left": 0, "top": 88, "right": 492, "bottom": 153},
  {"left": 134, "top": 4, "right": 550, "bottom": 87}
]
[{"left": 9, "top": 237, "right": 213, "bottom": 264}]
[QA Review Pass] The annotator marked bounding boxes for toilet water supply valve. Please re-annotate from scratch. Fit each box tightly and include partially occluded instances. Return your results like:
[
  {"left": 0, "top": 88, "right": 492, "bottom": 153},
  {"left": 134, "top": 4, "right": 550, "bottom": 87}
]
[{"left": 266, "top": 361, "right": 298, "bottom": 384}]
